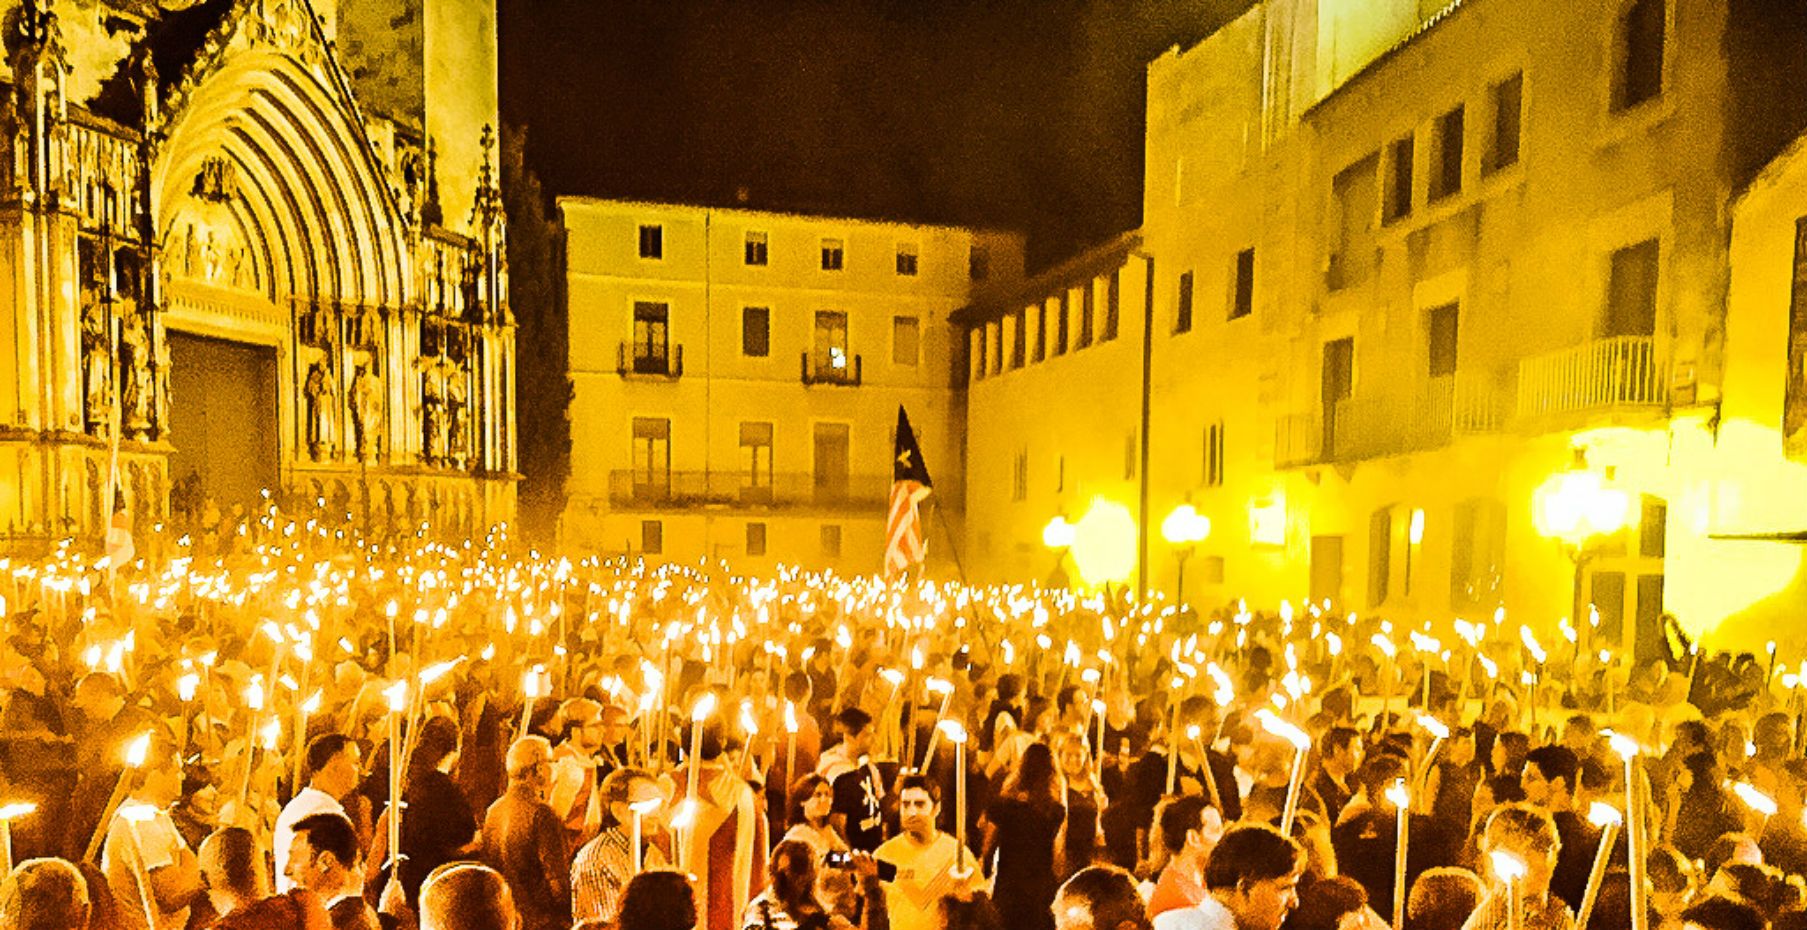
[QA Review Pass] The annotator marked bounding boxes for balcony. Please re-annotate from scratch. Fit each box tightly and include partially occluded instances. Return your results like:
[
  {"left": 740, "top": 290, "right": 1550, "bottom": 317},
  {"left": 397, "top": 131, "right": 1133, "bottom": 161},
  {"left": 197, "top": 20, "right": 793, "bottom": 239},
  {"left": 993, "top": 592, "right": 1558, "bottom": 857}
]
[
  {"left": 1274, "top": 372, "right": 1505, "bottom": 468},
  {"left": 801, "top": 350, "right": 862, "bottom": 386},
  {"left": 1274, "top": 412, "right": 1323, "bottom": 468},
  {"left": 606, "top": 469, "right": 891, "bottom": 510},
  {"left": 1514, "top": 336, "right": 1666, "bottom": 423},
  {"left": 1411, "top": 371, "right": 1506, "bottom": 448},
  {"left": 618, "top": 342, "right": 683, "bottom": 379}
]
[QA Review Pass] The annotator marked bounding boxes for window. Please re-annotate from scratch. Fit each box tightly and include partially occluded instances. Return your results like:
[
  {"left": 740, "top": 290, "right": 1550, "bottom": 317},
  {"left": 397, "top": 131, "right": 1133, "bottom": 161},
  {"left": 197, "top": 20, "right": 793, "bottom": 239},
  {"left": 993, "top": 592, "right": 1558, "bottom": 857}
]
[
  {"left": 1603, "top": 239, "right": 1659, "bottom": 338},
  {"left": 896, "top": 242, "right": 918, "bottom": 276},
  {"left": 970, "top": 243, "right": 990, "bottom": 280},
  {"left": 1330, "top": 154, "right": 1379, "bottom": 290},
  {"left": 1384, "top": 135, "right": 1414, "bottom": 223},
  {"left": 821, "top": 238, "right": 844, "bottom": 271},
  {"left": 1033, "top": 304, "right": 1047, "bottom": 363},
  {"left": 1054, "top": 295, "right": 1070, "bottom": 355},
  {"left": 746, "top": 522, "right": 767, "bottom": 557},
  {"left": 1485, "top": 73, "right": 1523, "bottom": 174},
  {"left": 1174, "top": 271, "right": 1194, "bottom": 334},
  {"left": 745, "top": 231, "right": 768, "bottom": 266},
  {"left": 1450, "top": 498, "right": 1506, "bottom": 608},
  {"left": 641, "top": 520, "right": 663, "bottom": 555},
  {"left": 1002, "top": 311, "right": 1020, "bottom": 369},
  {"left": 814, "top": 311, "right": 850, "bottom": 373},
  {"left": 739, "top": 422, "right": 773, "bottom": 495},
  {"left": 1056, "top": 455, "right": 1065, "bottom": 492},
  {"left": 1430, "top": 106, "right": 1464, "bottom": 201},
  {"left": 1204, "top": 421, "right": 1224, "bottom": 487},
  {"left": 813, "top": 422, "right": 850, "bottom": 503},
  {"left": 1102, "top": 270, "right": 1120, "bottom": 340},
  {"left": 1616, "top": 0, "right": 1665, "bottom": 111},
  {"left": 892, "top": 316, "right": 920, "bottom": 366},
  {"left": 1076, "top": 287, "right": 1095, "bottom": 348},
  {"left": 741, "top": 306, "right": 770, "bottom": 357},
  {"left": 631, "top": 418, "right": 670, "bottom": 499},
  {"left": 1230, "top": 249, "right": 1255, "bottom": 320},
  {"left": 638, "top": 224, "right": 662, "bottom": 260},
  {"left": 1427, "top": 303, "right": 1459, "bottom": 378},
  {"left": 1640, "top": 496, "right": 1666, "bottom": 558},
  {"left": 1368, "top": 507, "right": 1393, "bottom": 606},
  {"left": 1012, "top": 449, "right": 1028, "bottom": 502},
  {"left": 987, "top": 320, "right": 1002, "bottom": 375},
  {"left": 971, "top": 328, "right": 985, "bottom": 381},
  {"left": 820, "top": 524, "right": 842, "bottom": 558},
  {"left": 1124, "top": 430, "right": 1138, "bottom": 479},
  {"left": 631, "top": 302, "right": 669, "bottom": 373}
]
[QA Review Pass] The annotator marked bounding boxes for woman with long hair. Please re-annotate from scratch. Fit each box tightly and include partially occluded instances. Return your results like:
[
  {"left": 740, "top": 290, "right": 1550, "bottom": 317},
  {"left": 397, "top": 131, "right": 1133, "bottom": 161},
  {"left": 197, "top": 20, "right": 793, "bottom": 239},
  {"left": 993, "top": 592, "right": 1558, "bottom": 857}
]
[
  {"left": 980, "top": 741, "right": 1065, "bottom": 930},
  {"left": 782, "top": 773, "right": 848, "bottom": 858},
  {"left": 620, "top": 871, "right": 699, "bottom": 930},
  {"left": 1052, "top": 731, "right": 1105, "bottom": 879},
  {"left": 739, "top": 839, "right": 886, "bottom": 930}
]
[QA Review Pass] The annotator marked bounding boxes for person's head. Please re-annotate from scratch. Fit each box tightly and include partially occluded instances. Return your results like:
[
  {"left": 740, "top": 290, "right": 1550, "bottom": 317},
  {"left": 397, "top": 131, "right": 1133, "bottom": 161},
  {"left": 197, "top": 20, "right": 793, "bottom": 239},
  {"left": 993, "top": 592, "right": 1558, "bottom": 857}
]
[
  {"left": 600, "top": 704, "right": 632, "bottom": 749},
  {"left": 285, "top": 812, "right": 360, "bottom": 894},
  {"left": 504, "top": 735, "right": 554, "bottom": 796},
  {"left": 1703, "top": 833, "right": 1762, "bottom": 877},
  {"left": 1158, "top": 795, "right": 1224, "bottom": 860},
  {"left": 411, "top": 715, "right": 461, "bottom": 772},
  {"left": 1406, "top": 868, "right": 1483, "bottom": 930},
  {"left": 1561, "top": 716, "right": 1595, "bottom": 751},
  {"left": 1009, "top": 741, "right": 1061, "bottom": 804},
  {"left": 1284, "top": 875, "right": 1366, "bottom": 930},
  {"left": 996, "top": 674, "right": 1024, "bottom": 704},
  {"left": 1493, "top": 732, "right": 1529, "bottom": 775},
  {"left": 896, "top": 773, "right": 941, "bottom": 841},
  {"left": 1521, "top": 746, "right": 1579, "bottom": 810},
  {"left": 0, "top": 858, "right": 90, "bottom": 930},
  {"left": 133, "top": 739, "right": 184, "bottom": 807},
  {"left": 783, "top": 671, "right": 812, "bottom": 705},
  {"left": 617, "top": 871, "right": 697, "bottom": 930},
  {"left": 72, "top": 672, "right": 125, "bottom": 721},
  {"left": 561, "top": 698, "right": 606, "bottom": 752},
  {"left": 767, "top": 839, "right": 820, "bottom": 913},
  {"left": 304, "top": 733, "right": 361, "bottom": 798},
  {"left": 420, "top": 863, "right": 518, "bottom": 930},
  {"left": 1320, "top": 728, "right": 1362, "bottom": 774},
  {"left": 1052, "top": 865, "right": 1151, "bottom": 930},
  {"left": 836, "top": 707, "right": 874, "bottom": 755},
  {"left": 199, "top": 826, "right": 267, "bottom": 914},
  {"left": 1057, "top": 685, "right": 1090, "bottom": 725},
  {"left": 1678, "top": 897, "right": 1766, "bottom": 930},
  {"left": 1203, "top": 824, "right": 1304, "bottom": 930},
  {"left": 1648, "top": 846, "right": 1700, "bottom": 916},
  {"left": 1356, "top": 751, "right": 1409, "bottom": 803},
  {"left": 599, "top": 766, "right": 663, "bottom": 831},
  {"left": 1479, "top": 804, "right": 1561, "bottom": 896},
  {"left": 943, "top": 889, "right": 1004, "bottom": 930},
  {"left": 1754, "top": 713, "right": 1791, "bottom": 759},
  {"left": 788, "top": 773, "right": 833, "bottom": 826},
  {"left": 1054, "top": 731, "right": 1093, "bottom": 779}
]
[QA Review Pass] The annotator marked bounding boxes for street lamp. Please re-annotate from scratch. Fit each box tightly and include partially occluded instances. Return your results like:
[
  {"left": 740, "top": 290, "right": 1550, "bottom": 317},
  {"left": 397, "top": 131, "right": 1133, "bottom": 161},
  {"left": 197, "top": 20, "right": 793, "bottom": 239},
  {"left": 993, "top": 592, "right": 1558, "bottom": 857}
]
[
  {"left": 1533, "top": 447, "right": 1632, "bottom": 652},
  {"left": 1042, "top": 515, "right": 1075, "bottom": 588},
  {"left": 1161, "top": 504, "right": 1212, "bottom": 604}
]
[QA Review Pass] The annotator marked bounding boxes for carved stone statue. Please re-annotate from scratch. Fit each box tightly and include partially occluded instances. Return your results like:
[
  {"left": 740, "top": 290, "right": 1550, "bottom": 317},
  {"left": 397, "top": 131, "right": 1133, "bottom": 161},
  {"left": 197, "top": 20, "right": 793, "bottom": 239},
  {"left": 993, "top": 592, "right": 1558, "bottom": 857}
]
[
  {"left": 120, "top": 308, "right": 151, "bottom": 436},
  {"left": 421, "top": 371, "right": 445, "bottom": 463},
  {"left": 81, "top": 301, "right": 110, "bottom": 433},
  {"left": 446, "top": 367, "right": 467, "bottom": 465},
  {"left": 350, "top": 363, "right": 379, "bottom": 461},
  {"left": 303, "top": 358, "right": 337, "bottom": 460}
]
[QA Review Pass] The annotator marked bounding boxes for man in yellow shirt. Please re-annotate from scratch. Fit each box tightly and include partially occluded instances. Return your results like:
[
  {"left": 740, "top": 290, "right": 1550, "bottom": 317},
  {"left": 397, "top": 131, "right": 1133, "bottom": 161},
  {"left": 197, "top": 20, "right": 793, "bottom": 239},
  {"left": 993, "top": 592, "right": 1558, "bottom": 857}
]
[{"left": 875, "top": 774, "right": 980, "bottom": 930}]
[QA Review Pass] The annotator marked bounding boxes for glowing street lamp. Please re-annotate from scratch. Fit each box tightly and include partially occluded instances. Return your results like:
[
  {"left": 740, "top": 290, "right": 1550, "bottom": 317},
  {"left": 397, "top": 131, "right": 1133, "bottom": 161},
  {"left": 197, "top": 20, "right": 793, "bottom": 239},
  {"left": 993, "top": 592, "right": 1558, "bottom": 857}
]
[
  {"left": 1534, "top": 448, "right": 1632, "bottom": 650},
  {"left": 1161, "top": 504, "right": 1212, "bottom": 605}
]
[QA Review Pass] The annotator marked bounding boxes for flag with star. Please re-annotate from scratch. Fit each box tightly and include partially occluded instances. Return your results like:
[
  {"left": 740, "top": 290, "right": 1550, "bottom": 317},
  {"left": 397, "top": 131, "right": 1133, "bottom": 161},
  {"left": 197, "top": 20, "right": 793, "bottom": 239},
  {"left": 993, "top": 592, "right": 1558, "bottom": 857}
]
[{"left": 885, "top": 406, "right": 933, "bottom": 576}]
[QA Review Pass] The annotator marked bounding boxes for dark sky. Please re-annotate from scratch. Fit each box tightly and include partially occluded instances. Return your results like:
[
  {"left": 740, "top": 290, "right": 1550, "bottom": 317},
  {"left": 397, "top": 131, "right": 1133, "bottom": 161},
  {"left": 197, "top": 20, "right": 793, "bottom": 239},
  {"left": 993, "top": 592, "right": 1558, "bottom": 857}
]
[{"left": 499, "top": 1, "right": 1248, "bottom": 271}]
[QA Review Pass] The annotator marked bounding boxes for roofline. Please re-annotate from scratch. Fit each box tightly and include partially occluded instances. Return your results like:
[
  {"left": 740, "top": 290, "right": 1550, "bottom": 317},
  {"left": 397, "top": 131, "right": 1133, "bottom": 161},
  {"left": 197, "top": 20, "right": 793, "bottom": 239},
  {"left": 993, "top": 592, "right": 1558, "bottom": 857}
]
[
  {"left": 1298, "top": 0, "right": 1474, "bottom": 122},
  {"left": 949, "top": 230, "right": 1143, "bottom": 327},
  {"left": 553, "top": 195, "right": 1024, "bottom": 240}
]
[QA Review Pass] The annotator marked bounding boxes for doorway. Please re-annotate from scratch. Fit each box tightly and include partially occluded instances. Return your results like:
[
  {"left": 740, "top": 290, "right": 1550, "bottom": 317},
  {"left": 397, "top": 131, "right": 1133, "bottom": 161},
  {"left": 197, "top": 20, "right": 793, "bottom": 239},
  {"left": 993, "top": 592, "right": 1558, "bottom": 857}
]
[{"left": 167, "top": 332, "right": 278, "bottom": 518}]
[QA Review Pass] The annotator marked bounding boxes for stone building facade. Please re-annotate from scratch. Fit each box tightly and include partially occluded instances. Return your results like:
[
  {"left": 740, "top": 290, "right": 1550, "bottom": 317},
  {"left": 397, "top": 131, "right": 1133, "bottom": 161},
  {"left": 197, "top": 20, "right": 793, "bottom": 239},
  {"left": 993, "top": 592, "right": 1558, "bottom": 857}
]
[{"left": 0, "top": 0, "right": 516, "bottom": 547}]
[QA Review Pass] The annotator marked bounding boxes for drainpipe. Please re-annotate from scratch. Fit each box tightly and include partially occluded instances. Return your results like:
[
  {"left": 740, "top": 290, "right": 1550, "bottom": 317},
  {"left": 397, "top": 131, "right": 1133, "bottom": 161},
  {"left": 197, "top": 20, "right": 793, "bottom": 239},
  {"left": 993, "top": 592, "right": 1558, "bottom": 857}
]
[{"left": 1136, "top": 250, "right": 1155, "bottom": 599}]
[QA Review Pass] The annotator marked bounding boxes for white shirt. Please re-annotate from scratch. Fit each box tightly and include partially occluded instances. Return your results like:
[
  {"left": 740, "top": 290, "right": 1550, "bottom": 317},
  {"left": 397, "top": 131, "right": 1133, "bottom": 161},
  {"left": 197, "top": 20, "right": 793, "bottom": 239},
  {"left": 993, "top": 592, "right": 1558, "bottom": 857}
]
[
  {"left": 1154, "top": 893, "right": 1237, "bottom": 930},
  {"left": 273, "top": 786, "right": 345, "bottom": 892}
]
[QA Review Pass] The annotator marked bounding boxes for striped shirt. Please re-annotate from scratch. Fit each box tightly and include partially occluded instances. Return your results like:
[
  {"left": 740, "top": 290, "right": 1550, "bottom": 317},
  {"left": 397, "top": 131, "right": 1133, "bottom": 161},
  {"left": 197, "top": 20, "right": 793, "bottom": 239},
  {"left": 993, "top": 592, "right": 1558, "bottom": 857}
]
[{"left": 571, "top": 826, "right": 668, "bottom": 925}]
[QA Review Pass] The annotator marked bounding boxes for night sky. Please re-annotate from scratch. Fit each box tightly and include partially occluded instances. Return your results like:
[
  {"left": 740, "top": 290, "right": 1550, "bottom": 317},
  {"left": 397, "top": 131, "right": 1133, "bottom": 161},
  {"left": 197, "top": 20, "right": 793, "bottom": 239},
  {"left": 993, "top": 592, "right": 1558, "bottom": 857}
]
[{"left": 500, "top": 1, "right": 1249, "bottom": 271}]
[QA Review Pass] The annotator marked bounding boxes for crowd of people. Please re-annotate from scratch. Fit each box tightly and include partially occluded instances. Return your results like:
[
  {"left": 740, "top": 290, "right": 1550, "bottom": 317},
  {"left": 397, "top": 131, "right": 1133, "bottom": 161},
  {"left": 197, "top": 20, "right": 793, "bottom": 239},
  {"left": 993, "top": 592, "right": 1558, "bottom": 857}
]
[{"left": 0, "top": 512, "right": 1798, "bottom": 930}]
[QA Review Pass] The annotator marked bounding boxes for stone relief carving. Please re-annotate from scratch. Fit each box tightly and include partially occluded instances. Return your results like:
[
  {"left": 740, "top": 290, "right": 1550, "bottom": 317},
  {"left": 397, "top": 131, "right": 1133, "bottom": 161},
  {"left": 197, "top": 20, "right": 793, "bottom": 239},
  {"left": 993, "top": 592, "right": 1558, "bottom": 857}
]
[{"left": 303, "top": 355, "right": 337, "bottom": 460}]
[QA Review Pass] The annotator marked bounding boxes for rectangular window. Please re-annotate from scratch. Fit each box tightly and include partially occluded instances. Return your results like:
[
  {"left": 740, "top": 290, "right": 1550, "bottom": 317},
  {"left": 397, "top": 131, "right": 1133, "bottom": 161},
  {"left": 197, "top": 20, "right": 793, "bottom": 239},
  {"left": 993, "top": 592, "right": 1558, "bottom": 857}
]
[
  {"left": 971, "top": 328, "right": 985, "bottom": 381},
  {"left": 821, "top": 238, "right": 844, "bottom": 271},
  {"left": 892, "top": 316, "right": 920, "bottom": 366},
  {"left": 1431, "top": 106, "right": 1464, "bottom": 201},
  {"left": 1603, "top": 239, "right": 1660, "bottom": 338},
  {"left": 641, "top": 520, "right": 663, "bottom": 555},
  {"left": 631, "top": 418, "right": 671, "bottom": 499},
  {"left": 1331, "top": 154, "right": 1379, "bottom": 290},
  {"left": 1011, "top": 311, "right": 1026, "bottom": 369},
  {"left": 744, "top": 231, "right": 768, "bottom": 266},
  {"left": 1368, "top": 507, "right": 1393, "bottom": 607},
  {"left": 1012, "top": 449, "right": 1028, "bottom": 502},
  {"left": 638, "top": 224, "right": 663, "bottom": 260},
  {"left": 1174, "top": 271, "right": 1194, "bottom": 334},
  {"left": 1055, "top": 295, "right": 1070, "bottom": 355},
  {"left": 631, "top": 302, "right": 670, "bottom": 373},
  {"left": 813, "top": 422, "right": 850, "bottom": 504},
  {"left": 1384, "top": 135, "right": 1414, "bottom": 223},
  {"left": 1204, "top": 421, "right": 1225, "bottom": 487},
  {"left": 814, "top": 310, "right": 850, "bottom": 373},
  {"left": 987, "top": 320, "right": 1003, "bottom": 375},
  {"left": 896, "top": 242, "right": 918, "bottom": 276},
  {"left": 1485, "top": 73, "right": 1522, "bottom": 174},
  {"left": 1427, "top": 303, "right": 1459, "bottom": 377},
  {"left": 1033, "top": 304, "right": 1047, "bottom": 362},
  {"left": 820, "top": 524, "right": 842, "bottom": 558},
  {"left": 970, "top": 242, "right": 990, "bottom": 280},
  {"left": 741, "top": 306, "right": 770, "bottom": 357},
  {"left": 1056, "top": 455, "right": 1065, "bottom": 492},
  {"left": 746, "top": 522, "right": 767, "bottom": 557},
  {"left": 1640, "top": 497, "right": 1667, "bottom": 558},
  {"left": 1124, "top": 430, "right": 1137, "bottom": 479},
  {"left": 739, "top": 421, "right": 773, "bottom": 495},
  {"left": 1077, "top": 287, "right": 1095, "bottom": 348},
  {"left": 1617, "top": 0, "right": 1665, "bottom": 111},
  {"left": 1102, "top": 271, "right": 1120, "bottom": 340},
  {"left": 1230, "top": 249, "right": 1255, "bottom": 320}
]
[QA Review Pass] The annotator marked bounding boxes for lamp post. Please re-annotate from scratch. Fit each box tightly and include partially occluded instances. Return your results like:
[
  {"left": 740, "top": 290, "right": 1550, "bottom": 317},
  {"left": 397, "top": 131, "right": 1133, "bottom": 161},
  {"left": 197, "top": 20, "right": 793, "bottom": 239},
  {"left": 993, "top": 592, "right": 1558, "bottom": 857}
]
[
  {"left": 1161, "top": 504, "right": 1211, "bottom": 605},
  {"left": 1534, "top": 448, "right": 1631, "bottom": 654},
  {"left": 1042, "top": 516, "right": 1075, "bottom": 588}
]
